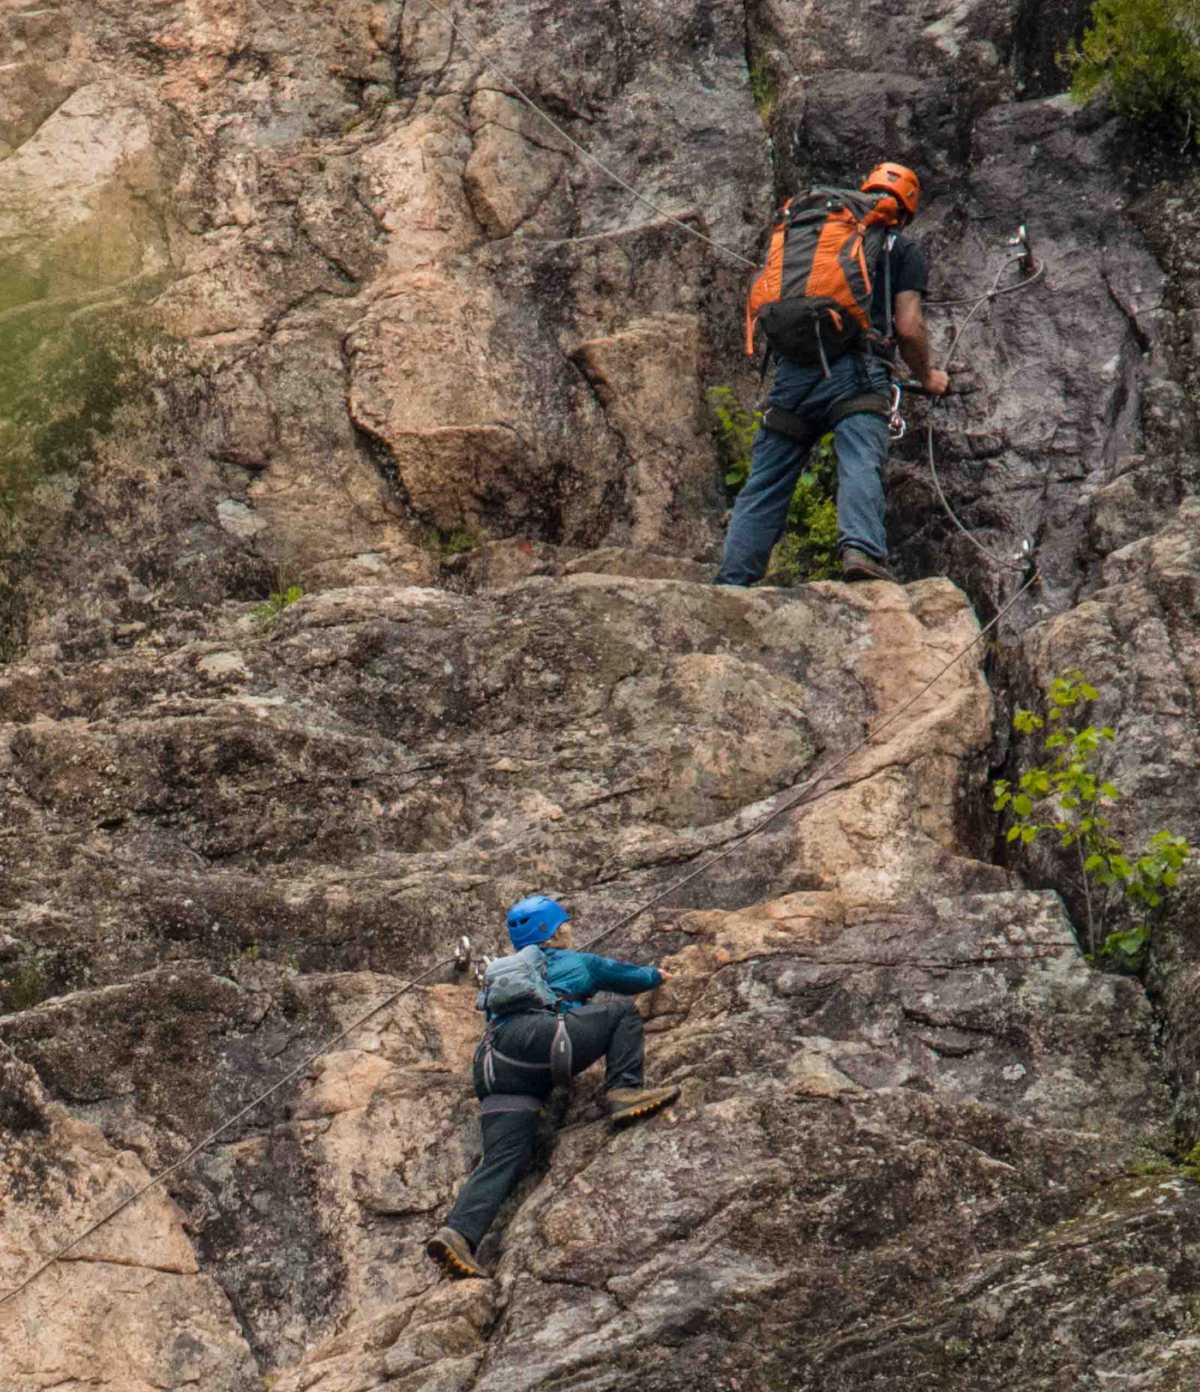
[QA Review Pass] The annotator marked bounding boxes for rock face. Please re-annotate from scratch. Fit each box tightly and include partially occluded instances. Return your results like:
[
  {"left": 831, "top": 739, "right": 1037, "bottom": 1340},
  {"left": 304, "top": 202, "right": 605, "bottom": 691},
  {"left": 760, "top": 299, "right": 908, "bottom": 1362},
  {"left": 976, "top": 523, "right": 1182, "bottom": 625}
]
[
  {"left": 0, "top": 567, "right": 1187, "bottom": 1390},
  {"left": 0, "top": 0, "right": 765, "bottom": 661},
  {"left": 0, "top": 1042, "right": 258, "bottom": 1392},
  {"left": 3, "top": 0, "right": 1200, "bottom": 1389}
]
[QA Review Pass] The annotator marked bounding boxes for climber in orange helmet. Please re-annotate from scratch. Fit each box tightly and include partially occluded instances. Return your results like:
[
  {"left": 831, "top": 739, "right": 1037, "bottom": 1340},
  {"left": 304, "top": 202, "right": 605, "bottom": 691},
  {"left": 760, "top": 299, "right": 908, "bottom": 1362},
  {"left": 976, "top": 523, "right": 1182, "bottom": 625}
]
[{"left": 717, "top": 160, "right": 949, "bottom": 586}]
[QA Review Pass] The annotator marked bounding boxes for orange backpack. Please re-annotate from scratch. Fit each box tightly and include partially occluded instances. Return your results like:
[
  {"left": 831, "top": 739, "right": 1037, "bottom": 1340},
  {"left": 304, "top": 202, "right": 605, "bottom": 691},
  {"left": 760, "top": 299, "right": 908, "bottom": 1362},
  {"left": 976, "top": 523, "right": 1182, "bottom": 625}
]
[{"left": 745, "top": 187, "right": 903, "bottom": 372}]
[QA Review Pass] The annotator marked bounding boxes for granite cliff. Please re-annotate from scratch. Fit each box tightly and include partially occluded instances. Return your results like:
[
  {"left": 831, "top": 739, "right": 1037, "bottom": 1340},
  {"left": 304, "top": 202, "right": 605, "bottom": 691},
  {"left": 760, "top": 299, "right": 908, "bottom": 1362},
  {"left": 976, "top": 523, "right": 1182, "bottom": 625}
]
[{"left": 1, "top": 1, "right": 1199, "bottom": 1389}]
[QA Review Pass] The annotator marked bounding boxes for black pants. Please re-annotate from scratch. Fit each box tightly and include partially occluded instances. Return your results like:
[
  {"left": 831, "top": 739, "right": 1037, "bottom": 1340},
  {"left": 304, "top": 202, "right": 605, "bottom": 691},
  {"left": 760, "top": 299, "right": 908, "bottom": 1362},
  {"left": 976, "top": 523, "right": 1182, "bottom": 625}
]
[{"left": 445, "top": 1001, "right": 644, "bottom": 1248}]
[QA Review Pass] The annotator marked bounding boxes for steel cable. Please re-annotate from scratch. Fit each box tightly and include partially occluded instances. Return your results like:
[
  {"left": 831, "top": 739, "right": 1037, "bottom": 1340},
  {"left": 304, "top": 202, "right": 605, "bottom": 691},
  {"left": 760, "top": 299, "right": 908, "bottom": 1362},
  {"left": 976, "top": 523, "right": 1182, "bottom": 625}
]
[
  {"left": 915, "top": 257, "right": 1046, "bottom": 574},
  {"left": 413, "top": 0, "right": 758, "bottom": 271},
  {"left": 0, "top": 953, "right": 458, "bottom": 1308}
]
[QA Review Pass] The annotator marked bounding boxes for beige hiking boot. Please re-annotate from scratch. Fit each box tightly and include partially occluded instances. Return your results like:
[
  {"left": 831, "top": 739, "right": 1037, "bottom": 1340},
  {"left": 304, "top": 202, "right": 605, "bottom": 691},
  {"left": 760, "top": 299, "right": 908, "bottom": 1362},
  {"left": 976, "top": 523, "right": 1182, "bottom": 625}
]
[
  {"left": 426, "top": 1227, "right": 489, "bottom": 1280},
  {"left": 607, "top": 1084, "right": 681, "bottom": 1126}
]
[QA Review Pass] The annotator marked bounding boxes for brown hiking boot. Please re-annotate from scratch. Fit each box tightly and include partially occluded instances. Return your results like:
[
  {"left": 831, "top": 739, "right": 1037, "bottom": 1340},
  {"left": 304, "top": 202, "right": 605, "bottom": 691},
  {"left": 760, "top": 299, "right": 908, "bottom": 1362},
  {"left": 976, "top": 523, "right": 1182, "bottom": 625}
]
[
  {"left": 607, "top": 1084, "right": 681, "bottom": 1126},
  {"left": 841, "top": 547, "right": 896, "bottom": 583},
  {"left": 426, "top": 1227, "right": 489, "bottom": 1280}
]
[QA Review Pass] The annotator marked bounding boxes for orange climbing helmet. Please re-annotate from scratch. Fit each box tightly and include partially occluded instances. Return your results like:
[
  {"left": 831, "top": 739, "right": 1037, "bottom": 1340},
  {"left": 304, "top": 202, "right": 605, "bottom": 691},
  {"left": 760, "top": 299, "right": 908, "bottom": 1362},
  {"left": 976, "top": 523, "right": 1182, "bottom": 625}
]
[{"left": 861, "top": 161, "right": 921, "bottom": 218}]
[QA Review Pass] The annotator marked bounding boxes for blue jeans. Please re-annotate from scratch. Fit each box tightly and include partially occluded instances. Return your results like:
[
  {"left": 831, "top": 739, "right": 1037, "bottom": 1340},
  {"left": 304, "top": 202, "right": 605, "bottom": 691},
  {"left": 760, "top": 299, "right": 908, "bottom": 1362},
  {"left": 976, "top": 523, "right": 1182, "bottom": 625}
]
[{"left": 714, "top": 353, "right": 891, "bottom": 586}]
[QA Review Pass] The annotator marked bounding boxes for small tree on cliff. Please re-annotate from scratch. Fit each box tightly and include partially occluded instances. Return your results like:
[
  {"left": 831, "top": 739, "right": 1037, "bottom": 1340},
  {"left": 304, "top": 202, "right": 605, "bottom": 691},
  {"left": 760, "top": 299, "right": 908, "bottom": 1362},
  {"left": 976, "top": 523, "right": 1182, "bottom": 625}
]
[
  {"left": 1069, "top": 0, "right": 1200, "bottom": 146},
  {"left": 994, "top": 670, "right": 1191, "bottom": 964}
]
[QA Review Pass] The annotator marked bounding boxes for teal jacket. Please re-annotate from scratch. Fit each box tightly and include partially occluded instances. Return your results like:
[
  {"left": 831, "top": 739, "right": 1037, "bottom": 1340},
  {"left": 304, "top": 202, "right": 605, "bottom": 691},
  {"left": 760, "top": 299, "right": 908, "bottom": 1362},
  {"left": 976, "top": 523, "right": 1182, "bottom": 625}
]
[{"left": 541, "top": 946, "right": 662, "bottom": 1010}]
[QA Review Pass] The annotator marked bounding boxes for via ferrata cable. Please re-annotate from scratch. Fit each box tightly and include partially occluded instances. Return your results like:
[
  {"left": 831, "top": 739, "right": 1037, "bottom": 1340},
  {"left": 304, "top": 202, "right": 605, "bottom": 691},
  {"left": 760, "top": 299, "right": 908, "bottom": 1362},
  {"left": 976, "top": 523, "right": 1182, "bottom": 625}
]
[
  {"left": 912, "top": 254, "right": 1047, "bottom": 574},
  {"left": 580, "top": 562, "right": 1039, "bottom": 954},
  {"left": 0, "top": 953, "right": 458, "bottom": 1309},
  {"left": 412, "top": 0, "right": 758, "bottom": 272}
]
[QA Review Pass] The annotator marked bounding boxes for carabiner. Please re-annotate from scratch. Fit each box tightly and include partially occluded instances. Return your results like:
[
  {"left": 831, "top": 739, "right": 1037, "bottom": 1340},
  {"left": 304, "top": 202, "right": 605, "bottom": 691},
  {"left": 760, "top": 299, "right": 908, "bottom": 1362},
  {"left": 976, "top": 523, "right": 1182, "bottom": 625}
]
[{"left": 888, "top": 382, "right": 906, "bottom": 441}]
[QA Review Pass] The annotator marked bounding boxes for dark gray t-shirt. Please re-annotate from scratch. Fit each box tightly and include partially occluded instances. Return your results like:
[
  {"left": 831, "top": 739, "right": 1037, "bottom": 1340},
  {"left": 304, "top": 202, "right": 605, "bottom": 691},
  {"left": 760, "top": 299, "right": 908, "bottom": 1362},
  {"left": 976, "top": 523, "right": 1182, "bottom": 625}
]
[{"left": 870, "top": 233, "right": 927, "bottom": 335}]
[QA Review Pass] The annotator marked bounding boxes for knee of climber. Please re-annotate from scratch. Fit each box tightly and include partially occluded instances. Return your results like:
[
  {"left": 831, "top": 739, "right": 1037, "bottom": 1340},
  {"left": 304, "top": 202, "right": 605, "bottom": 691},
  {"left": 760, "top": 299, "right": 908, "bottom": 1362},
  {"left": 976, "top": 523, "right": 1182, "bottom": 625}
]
[{"left": 609, "top": 997, "right": 640, "bottom": 1025}]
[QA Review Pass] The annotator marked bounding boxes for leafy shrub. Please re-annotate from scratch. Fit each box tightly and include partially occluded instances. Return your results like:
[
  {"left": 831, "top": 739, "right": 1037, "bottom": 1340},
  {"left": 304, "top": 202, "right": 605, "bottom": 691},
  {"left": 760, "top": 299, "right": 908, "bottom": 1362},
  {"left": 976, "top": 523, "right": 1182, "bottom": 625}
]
[
  {"left": 253, "top": 584, "right": 303, "bottom": 626},
  {"left": 994, "top": 669, "right": 1191, "bottom": 962},
  {"left": 437, "top": 528, "right": 478, "bottom": 557},
  {"left": 1068, "top": 0, "right": 1200, "bottom": 144},
  {"left": 1, "top": 954, "right": 50, "bottom": 1012},
  {"left": 0, "top": 946, "right": 89, "bottom": 1012},
  {"left": 708, "top": 386, "right": 761, "bottom": 489},
  {"left": 707, "top": 386, "right": 839, "bottom": 583}
]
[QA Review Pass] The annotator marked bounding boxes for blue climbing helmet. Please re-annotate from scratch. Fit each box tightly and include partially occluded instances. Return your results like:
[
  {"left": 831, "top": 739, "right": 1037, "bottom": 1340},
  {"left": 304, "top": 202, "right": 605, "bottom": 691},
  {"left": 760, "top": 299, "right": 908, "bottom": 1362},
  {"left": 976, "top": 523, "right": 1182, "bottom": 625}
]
[{"left": 506, "top": 894, "right": 570, "bottom": 949}]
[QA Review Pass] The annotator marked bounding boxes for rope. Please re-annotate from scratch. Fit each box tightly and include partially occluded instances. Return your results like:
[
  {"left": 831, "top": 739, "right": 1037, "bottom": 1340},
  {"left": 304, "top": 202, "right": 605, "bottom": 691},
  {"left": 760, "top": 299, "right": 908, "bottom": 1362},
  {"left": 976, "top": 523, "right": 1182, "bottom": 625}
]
[
  {"left": 910, "top": 256, "right": 1046, "bottom": 574},
  {"left": 0, "top": 953, "right": 458, "bottom": 1309},
  {"left": 582, "top": 565, "right": 1040, "bottom": 953},
  {"left": 412, "top": 0, "right": 758, "bottom": 272},
  {"left": 926, "top": 262, "right": 1045, "bottom": 309},
  {"left": 921, "top": 418, "right": 1027, "bottom": 573}
]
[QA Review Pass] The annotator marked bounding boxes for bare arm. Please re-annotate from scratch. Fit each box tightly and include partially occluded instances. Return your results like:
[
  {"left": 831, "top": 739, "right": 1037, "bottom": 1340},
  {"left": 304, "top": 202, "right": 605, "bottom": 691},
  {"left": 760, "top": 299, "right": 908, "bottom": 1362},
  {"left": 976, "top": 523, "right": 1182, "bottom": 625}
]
[{"left": 893, "top": 290, "right": 949, "bottom": 395}]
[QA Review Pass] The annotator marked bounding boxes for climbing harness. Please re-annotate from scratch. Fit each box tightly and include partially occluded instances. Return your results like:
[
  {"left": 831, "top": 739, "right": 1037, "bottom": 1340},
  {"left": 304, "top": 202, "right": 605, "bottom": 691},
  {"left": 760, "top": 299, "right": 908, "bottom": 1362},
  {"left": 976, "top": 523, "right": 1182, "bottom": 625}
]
[{"left": 477, "top": 1016, "right": 571, "bottom": 1094}]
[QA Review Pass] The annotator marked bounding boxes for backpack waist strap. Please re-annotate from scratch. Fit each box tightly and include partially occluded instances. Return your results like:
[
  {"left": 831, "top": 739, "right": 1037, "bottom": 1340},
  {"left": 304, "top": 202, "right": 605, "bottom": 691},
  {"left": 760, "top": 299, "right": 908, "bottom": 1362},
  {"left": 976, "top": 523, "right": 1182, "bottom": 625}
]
[{"left": 480, "top": 1093, "right": 543, "bottom": 1116}]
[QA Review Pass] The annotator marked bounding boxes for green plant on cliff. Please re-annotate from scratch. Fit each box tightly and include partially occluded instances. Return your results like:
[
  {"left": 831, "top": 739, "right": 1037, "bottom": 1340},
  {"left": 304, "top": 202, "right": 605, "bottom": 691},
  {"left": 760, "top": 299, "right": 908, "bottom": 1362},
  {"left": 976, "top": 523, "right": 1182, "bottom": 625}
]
[
  {"left": 0, "top": 298, "right": 149, "bottom": 523},
  {"left": 437, "top": 527, "right": 478, "bottom": 557},
  {"left": 1067, "top": 0, "right": 1200, "bottom": 145},
  {"left": 707, "top": 385, "right": 839, "bottom": 583},
  {"left": 253, "top": 584, "right": 304, "bottom": 626},
  {"left": 1, "top": 954, "right": 50, "bottom": 1012},
  {"left": 1181, "top": 1142, "right": 1200, "bottom": 1182},
  {"left": 993, "top": 670, "right": 1191, "bottom": 963},
  {"left": 748, "top": 58, "right": 779, "bottom": 122}
]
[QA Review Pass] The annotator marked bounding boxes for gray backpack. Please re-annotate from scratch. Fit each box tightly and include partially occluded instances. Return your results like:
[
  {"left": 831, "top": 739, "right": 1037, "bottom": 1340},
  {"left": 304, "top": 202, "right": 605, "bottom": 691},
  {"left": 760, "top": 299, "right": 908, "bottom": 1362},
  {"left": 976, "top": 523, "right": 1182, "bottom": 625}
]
[{"left": 475, "top": 945, "right": 558, "bottom": 1016}]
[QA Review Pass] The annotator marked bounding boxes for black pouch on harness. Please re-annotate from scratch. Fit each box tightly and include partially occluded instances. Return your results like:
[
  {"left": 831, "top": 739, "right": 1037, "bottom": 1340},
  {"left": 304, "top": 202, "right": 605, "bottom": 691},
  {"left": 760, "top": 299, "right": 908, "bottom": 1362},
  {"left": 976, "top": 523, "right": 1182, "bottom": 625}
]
[{"left": 757, "top": 295, "right": 863, "bottom": 371}]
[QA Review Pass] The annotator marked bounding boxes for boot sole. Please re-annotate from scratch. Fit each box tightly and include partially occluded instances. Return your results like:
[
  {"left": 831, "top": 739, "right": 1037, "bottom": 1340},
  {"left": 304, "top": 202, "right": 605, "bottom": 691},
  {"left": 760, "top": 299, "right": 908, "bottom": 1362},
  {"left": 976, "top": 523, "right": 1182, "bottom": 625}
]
[
  {"left": 426, "top": 1237, "right": 488, "bottom": 1280},
  {"left": 610, "top": 1091, "right": 680, "bottom": 1126},
  {"left": 842, "top": 567, "right": 894, "bottom": 583}
]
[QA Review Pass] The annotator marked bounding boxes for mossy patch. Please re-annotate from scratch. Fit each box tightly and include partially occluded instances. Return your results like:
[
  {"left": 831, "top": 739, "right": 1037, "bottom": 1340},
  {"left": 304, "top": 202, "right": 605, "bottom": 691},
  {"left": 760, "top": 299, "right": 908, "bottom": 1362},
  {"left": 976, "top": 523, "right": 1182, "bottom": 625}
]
[
  {"left": 420, "top": 525, "right": 479, "bottom": 559},
  {"left": 0, "top": 296, "right": 146, "bottom": 516},
  {"left": 0, "top": 276, "right": 174, "bottom": 659},
  {"left": 0, "top": 945, "right": 92, "bottom": 1014}
]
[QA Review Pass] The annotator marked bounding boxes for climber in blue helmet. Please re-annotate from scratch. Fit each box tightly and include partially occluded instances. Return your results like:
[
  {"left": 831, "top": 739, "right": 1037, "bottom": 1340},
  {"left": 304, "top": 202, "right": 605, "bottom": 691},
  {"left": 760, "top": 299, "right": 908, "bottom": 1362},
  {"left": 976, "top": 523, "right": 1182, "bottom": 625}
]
[{"left": 426, "top": 893, "right": 679, "bottom": 1280}]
